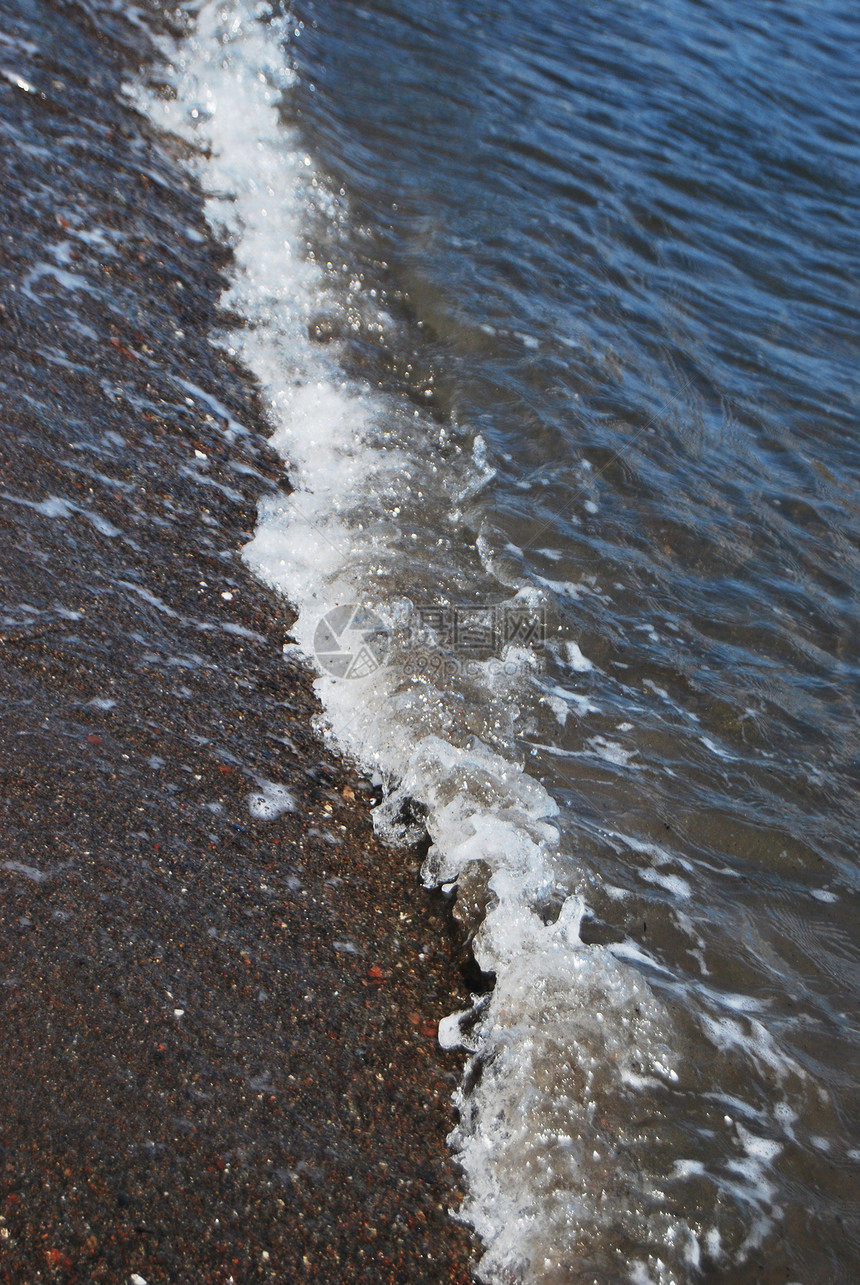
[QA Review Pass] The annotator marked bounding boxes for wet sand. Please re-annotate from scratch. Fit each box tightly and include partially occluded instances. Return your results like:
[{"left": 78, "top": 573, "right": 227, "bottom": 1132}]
[{"left": 0, "top": 1, "right": 476, "bottom": 1280}]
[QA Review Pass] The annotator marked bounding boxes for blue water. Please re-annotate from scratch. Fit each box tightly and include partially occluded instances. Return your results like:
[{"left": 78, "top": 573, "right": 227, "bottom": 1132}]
[
  {"left": 287, "top": 1, "right": 860, "bottom": 1277},
  {"left": 148, "top": 0, "right": 860, "bottom": 1279}
]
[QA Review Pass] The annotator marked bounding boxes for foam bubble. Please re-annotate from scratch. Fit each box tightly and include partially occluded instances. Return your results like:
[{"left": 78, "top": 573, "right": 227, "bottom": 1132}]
[
  {"left": 564, "top": 640, "right": 594, "bottom": 672},
  {"left": 247, "top": 780, "right": 297, "bottom": 821}
]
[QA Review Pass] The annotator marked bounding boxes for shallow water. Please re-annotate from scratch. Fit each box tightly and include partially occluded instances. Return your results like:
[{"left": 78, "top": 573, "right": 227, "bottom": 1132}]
[{"left": 141, "top": 0, "right": 860, "bottom": 1280}]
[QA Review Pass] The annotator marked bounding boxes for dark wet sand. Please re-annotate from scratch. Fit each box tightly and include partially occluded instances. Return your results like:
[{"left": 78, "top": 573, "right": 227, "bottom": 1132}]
[{"left": 0, "top": 1, "right": 476, "bottom": 1280}]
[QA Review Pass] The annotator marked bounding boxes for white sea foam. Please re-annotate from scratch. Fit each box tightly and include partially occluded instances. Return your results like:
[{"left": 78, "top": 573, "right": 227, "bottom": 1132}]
[
  {"left": 564, "top": 639, "right": 594, "bottom": 672},
  {"left": 2, "top": 489, "right": 121, "bottom": 537},
  {"left": 135, "top": 5, "right": 800, "bottom": 1280},
  {"left": 247, "top": 779, "right": 297, "bottom": 821}
]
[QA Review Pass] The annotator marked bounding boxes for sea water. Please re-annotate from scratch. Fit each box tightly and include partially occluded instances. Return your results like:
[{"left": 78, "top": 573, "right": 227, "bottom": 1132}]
[{"left": 138, "top": 1, "right": 860, "bottom": 1280}]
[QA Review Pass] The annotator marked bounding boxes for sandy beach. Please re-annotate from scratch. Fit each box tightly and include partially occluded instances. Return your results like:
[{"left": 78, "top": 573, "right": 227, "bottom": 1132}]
[{"left": 0, "top": 1, "right": 476, "bottom": 1279}]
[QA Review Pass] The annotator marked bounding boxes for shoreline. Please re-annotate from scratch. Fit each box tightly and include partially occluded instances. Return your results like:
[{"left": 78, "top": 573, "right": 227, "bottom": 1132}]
[{"left": 0, "top": 1, "right": 477, "bottom": 1280}]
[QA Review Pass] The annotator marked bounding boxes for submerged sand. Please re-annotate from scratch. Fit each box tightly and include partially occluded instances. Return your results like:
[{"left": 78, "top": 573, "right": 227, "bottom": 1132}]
[{"left": 0, "top": 1, "right": 475, "bottom": 1279}]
